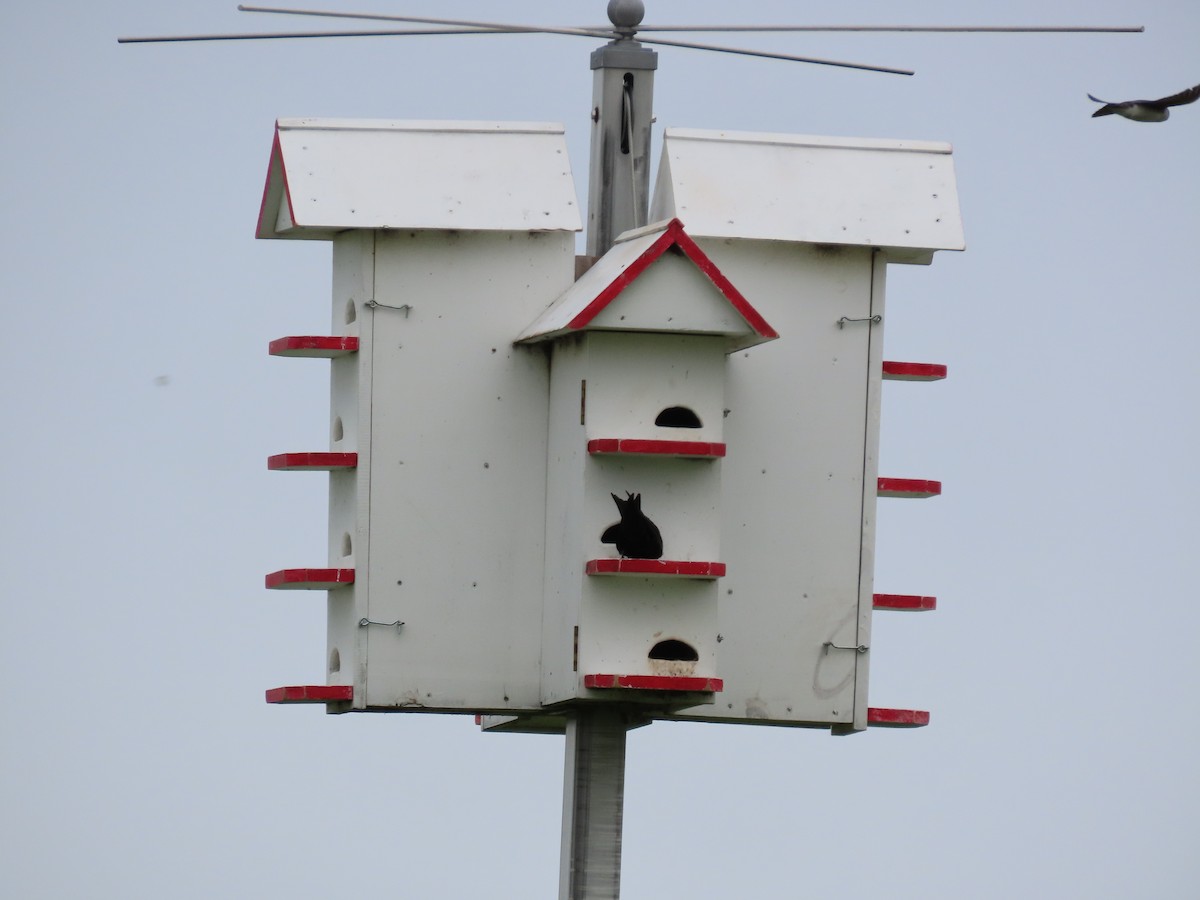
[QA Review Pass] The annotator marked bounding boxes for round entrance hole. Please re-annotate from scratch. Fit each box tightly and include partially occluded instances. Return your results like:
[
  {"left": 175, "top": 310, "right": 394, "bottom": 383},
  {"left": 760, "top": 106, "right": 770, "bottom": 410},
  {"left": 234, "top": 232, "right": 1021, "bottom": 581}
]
[
  {"left": 655, "top": 406, "right": 702, "bottom": 429},
  {"left": 648, "top": 638, "right": 699, "bottom": 678},
  {"left": 649, "top": 639, "right": 699, "bottom": 661}
]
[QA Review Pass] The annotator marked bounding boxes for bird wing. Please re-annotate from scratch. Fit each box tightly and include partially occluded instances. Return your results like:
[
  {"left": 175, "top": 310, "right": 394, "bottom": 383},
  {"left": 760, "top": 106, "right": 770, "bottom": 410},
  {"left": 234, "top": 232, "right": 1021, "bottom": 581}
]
[
  {"left": 601, "top": 522, "right": 621, "bottom": 544},
  {"left": 1155, "top": 83, "right": 1200, "bottom": 107},
  {"left": 1087, "top": 93, "right": 1114, "bottom": 105}
]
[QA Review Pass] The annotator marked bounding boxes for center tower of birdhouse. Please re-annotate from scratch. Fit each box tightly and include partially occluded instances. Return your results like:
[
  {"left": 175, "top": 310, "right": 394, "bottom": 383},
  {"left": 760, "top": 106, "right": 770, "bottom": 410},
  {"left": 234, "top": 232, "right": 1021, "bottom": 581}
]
[{"left": 517, "top": 217, "right": 778, "bottom": 707}]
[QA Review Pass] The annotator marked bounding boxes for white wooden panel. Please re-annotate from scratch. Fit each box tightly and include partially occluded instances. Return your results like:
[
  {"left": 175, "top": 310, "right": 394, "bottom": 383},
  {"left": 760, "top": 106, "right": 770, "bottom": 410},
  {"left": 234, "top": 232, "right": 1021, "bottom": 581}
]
[
  {"left": 583, "top": 332, "right": 726, "bottom": 444},
  {"left": 347, "top": 229, "right": 574, "bottom": 711},
  {"left": 259, "top": 119, "right": 582, "bottom": 239},
  {"left": 651, "top": 128, "right": 964, "bottom": 258},
  {"left": 325, "top": 232, "right": 372, "bottom": 699},
  {"left": 664, "top": 241, "right": 882, "bottom": 728},
  {"left": 586, "top": 254, "right": 749, "bottom": 336},
  {"left": 578, "top": 577, "right": 720, "bottom": 685},
  {"left": 540, "top": 337, "right": 589, "bottom": 706}
]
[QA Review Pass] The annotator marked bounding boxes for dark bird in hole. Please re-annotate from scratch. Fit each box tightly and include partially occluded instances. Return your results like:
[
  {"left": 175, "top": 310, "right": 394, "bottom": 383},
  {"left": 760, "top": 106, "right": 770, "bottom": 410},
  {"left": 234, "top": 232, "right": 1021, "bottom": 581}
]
[
  {"left": 1088, "top": 83, "right": 1200, "bottom": 122},
  {"left": 601, "top": 492, "right": 663, "bottom": 559}
]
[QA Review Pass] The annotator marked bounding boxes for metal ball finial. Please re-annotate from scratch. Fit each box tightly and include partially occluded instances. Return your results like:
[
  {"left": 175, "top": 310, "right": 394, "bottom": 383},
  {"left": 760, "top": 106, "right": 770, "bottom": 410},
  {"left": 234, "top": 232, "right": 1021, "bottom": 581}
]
[{"left": 607, "top": 0, "right": 645, "bottom": 30}]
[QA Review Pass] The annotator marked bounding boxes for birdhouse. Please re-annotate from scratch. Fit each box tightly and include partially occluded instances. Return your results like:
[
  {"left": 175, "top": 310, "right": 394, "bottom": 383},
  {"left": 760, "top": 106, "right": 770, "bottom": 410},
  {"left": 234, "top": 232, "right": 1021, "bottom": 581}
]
[
  {"left": 515, "top": 218, "right": 778, "bottom": 708},
  {"left": 258, "top": 118, "right": 964, "bottom": 735},
  {"left": 259, "top": 118, "right": 581, "bottom": 712}
]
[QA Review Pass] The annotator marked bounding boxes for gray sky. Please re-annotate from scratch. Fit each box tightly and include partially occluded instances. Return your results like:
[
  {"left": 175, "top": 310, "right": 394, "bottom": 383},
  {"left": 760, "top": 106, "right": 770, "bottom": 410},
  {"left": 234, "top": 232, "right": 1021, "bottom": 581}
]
[{"left": 3, "top": 1, "right": 1198, "bottom": 897}]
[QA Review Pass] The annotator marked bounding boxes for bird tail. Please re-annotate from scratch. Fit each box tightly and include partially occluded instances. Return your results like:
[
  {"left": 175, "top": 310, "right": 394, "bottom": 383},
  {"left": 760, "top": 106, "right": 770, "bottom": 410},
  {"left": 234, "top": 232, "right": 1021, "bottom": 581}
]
[{"left": 1091, "top": 107, "right": 1115, "bottom": 117}]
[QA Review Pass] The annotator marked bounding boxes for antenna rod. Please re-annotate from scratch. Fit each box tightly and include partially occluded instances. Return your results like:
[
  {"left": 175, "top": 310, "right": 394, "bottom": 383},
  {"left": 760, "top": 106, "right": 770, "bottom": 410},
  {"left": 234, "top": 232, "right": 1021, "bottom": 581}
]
[
  {"left": 118, "top": 28, "right": 525, "bottom": 43},
  {"left": 238, "top": 4, "right": 616, "bottom": 39},
  {"left": 613, "top": 24, "right": 1146, "bottom": 33},
  {"left": 236, "top": 5, "right": 915, "bottom": 75}
]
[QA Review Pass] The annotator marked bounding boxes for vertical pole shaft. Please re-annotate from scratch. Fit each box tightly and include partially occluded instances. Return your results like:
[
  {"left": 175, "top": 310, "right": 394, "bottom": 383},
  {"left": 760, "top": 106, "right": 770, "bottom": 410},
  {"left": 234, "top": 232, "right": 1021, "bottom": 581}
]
[
  {"left": 564, "top": 13, "right": 653, "bottom": 899},
  {"left": 559, "top": 709, "right": 629, "bottom": 900},
  {"left": 586, "top": 40, "right": 657, "bottom": 257}
]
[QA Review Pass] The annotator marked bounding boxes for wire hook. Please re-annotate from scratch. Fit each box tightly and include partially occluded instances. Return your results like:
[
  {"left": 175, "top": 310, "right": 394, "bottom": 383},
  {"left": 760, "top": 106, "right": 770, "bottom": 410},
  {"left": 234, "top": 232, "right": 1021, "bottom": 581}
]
[
  {"left": 359, "top": 618, "right": 405, "bottom": 632},
  {"left": 823, "top": 641, "right": 869, "bottom": 654},
  {"left": 837, "top": 315, "right": 881, "bottom": 329}
]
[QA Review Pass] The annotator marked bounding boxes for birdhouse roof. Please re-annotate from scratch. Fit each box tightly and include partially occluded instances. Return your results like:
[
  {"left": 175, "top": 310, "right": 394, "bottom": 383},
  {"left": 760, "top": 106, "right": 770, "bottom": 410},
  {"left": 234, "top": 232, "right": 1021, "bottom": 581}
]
[
  {"left": 256, "top": 118, "right": 582, "bottom": 240},
  {"left": 515, "top": 218, "right": 778, "bottom": 352},
  {"left": 650, "top": 128, "right": 965, "bottom": 264}
]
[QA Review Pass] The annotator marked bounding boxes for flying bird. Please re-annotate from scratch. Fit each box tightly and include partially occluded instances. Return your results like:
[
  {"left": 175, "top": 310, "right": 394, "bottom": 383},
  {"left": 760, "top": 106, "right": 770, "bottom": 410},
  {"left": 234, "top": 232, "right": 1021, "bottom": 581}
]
[
  {"left": 601, "top": 492, "right": 664, "bottom": 560},
  {"left": 1087, "top": 83, "right": 1200, "bottom": 122}
]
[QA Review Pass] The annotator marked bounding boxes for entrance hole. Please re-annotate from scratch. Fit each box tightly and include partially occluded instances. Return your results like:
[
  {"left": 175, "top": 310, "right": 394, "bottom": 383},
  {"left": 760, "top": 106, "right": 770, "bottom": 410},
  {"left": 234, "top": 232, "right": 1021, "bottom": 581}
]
[
  {"left": 655, "top": 406, "right": 702, "bottom": 429},
  {"left": 649, "top": 639, "right": 699, "bottom": 662}
]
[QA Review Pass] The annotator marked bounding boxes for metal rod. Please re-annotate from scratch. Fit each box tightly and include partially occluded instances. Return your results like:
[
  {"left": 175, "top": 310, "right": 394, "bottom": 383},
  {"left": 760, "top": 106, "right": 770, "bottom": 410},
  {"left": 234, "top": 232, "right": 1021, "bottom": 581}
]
[
  {"left": 238, "top": 4, "right": 617, "bottom": 39},
  {"left": 236, "top": 6, "right": 1142, "bottom": 35},
  {"left": 615, "top": 24, "right": 1146, "bottom": 33},
  {"left": 118, "top": 28, "right": 515, "bottom": 43},
  {"left": 237, "top": 5, "right": 915, "bottom": 75},
  {"left": 626, "top": 36, "right": 913, "bottom": 74}
]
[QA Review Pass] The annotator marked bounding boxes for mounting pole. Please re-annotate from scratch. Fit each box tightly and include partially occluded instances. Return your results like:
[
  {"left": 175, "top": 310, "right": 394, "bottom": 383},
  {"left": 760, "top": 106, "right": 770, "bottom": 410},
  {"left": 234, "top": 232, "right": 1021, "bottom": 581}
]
[
  {"left": 566, "top": 4, "right": 654, "bottom": 890},
  {"left": 563, "top": 4, "right": 656, "bottom": 896},
  {"left": 559, "top": 709, "right": 632, "bottom": 899},
  {"left": 586, "top": 0, "right": 657, "bottom": 256}
]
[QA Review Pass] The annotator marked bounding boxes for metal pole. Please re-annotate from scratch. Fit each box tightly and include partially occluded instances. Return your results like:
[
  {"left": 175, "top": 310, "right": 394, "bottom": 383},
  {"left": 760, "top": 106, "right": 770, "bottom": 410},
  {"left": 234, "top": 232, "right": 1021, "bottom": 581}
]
[
  {"left": 559, "top": 709, "right": 630, "bottom": 900},
  {"left": 585, "top": 37, "right": 657, "bottom": 256},
  {"left": 562, "top": 6, "right": 650, "bottom": 898}
]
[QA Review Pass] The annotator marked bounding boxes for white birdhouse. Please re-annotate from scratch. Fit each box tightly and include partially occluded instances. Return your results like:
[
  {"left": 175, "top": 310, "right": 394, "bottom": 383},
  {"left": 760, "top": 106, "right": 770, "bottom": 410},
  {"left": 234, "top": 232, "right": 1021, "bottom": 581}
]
[
  {"left": 515, "top": 217, "right": 777, "bottom": 708},
  {"left": 257, "top": 118, "right": 964, "bottom": 735}
]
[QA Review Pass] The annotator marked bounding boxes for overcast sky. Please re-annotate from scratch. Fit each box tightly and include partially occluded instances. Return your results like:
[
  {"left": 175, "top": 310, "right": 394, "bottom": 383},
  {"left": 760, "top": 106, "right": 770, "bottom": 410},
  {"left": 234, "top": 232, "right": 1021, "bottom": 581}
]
[{"left": 3, "top": 1, "right": 1198, "bottom": 897}]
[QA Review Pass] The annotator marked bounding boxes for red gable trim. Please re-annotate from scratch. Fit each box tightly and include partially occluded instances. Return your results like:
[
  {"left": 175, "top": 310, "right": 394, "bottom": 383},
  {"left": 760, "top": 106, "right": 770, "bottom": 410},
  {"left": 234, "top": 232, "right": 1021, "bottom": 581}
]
[
  {"left": 565, "top": 219, "right": 778, "bottom": 340},
  {"left": 255, "top": 125, "right": 298, "bottom": 239},
  {"left": 672, "top": 223, "right": 779, "bottom": 340}
]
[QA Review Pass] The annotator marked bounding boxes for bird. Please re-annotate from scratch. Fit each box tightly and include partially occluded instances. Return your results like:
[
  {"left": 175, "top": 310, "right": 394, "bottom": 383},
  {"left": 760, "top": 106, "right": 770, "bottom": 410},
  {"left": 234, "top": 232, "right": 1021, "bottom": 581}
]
[
  {"left": 1087, "top": 83, "right": 1200, "bottom": 122},
  {"left": 601, "top": 491, "right": 664, "bottom": 559}
]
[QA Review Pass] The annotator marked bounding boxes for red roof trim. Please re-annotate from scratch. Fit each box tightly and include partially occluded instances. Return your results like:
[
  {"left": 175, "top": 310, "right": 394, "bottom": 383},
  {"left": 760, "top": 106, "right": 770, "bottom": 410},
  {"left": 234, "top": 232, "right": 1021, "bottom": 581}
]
[
  {"left": 256, "top": 126, "right": 298, "bottom": 239},
  {"left": 867, "top": 707, "right": 930, "bottom": 727},
  {"left": 255, "top": 128, "right": 282, "bottom": 239},
  {"left": 566, "top": 225, "right": 676, "bottom": 329},
  {"left": 671, "top": 223, "right": 778, "bottom": 339},
  {"left": 583, "top": 674, "right": 724, "bottom": 692},
  {"left": 565, "top": 218, "right": 777, "bottom": 339},
  {"left": 266, "top": 685, "right": 354, "bottom": 704}
]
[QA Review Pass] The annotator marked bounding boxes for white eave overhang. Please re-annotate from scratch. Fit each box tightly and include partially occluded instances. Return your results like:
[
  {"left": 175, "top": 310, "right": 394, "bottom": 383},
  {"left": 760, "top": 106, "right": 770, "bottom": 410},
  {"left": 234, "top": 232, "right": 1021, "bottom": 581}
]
[
  {"left": 256, "top": 118, "right": 583, "bottom": 239},
  {"left": 650, "top": 127, "right": 966, "bottom": 264}
]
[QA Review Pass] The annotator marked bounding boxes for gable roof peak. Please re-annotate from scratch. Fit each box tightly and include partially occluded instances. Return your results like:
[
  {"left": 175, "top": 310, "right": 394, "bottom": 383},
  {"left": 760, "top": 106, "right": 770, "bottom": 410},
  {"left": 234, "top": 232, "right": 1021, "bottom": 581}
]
[{"left": 515, "top": 218, "right": 778, "bottom": 352}]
